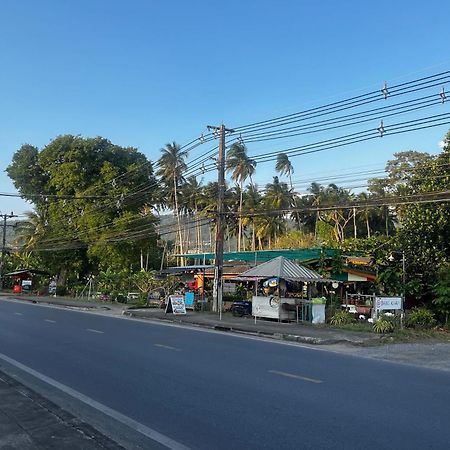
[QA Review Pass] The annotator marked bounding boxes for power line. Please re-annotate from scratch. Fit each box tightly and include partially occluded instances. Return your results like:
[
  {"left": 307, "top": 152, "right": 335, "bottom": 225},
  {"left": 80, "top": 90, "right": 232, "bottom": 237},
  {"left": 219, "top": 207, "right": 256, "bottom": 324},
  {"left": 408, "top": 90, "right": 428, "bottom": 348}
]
[
  {"left": 225, "top": 189, "right": 450, "bottom": 218},
  {"left": 232, "top": 71, "right": 450, "bottom": 132}
]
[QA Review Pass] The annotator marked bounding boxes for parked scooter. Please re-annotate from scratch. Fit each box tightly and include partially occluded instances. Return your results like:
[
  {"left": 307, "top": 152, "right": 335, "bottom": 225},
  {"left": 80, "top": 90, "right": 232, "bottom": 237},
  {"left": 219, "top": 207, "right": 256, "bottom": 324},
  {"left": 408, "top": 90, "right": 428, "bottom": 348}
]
[{"left": 231, "top": 300, "right": 252, "bottom": 317}]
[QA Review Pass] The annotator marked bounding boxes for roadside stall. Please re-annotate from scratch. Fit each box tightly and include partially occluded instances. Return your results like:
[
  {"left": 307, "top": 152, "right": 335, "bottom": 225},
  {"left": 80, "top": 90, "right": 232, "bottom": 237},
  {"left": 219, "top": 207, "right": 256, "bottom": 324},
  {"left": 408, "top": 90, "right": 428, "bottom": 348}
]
[
  {"left": 3, "top": 269, "right": 51, "bottom": 294},
  {"left": 160, "top": 264, "right": 213, "bottom": 310},
  {"left": 239, "top": 256, "right": 327, "bottom": 323}
]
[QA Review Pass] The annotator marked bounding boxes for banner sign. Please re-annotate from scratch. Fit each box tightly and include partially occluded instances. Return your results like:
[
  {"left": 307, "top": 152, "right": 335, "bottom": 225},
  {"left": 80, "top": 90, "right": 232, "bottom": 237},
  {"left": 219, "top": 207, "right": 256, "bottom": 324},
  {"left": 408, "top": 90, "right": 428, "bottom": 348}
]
[
  {"left": 375, "top": 296, "right": 402, "bottom": 310},
  {"left": 165, "top": 295, "right": 187, "bottom": 315}
]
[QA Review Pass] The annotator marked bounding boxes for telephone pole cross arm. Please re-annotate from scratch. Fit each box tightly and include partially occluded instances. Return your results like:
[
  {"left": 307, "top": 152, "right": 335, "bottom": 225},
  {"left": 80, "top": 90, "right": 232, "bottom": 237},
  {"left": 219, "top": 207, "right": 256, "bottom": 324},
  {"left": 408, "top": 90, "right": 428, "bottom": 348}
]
[{"left": 207, "top": 124, "right": 234, "bottom": 317}]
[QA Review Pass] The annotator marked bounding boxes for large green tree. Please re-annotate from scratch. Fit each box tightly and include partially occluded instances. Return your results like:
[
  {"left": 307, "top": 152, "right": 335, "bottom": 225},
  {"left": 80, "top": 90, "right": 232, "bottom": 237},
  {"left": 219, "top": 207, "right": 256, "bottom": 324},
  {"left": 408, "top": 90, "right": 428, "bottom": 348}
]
[
  {"left": 394, "top": 132, "right": 450, "bottom": 301},
  {"left": 7, "top": 135, "right": 160, "bottom": 285}
]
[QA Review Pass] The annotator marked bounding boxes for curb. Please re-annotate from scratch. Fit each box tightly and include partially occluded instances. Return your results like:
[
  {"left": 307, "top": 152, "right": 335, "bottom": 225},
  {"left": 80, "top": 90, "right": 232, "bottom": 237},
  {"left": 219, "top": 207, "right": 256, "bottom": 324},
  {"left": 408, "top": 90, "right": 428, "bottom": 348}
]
[
  {"left": 0, "top": 370, "right": 124, "bottom": 450},
  {"left": 7, "top": 295, "right": 115, "bottom": 311},
  {"left": 3, "top": 295, "right": 373, "bottom": 347},
  {"left": 123, "top": 310, "right": 368, "bottom": 346}
]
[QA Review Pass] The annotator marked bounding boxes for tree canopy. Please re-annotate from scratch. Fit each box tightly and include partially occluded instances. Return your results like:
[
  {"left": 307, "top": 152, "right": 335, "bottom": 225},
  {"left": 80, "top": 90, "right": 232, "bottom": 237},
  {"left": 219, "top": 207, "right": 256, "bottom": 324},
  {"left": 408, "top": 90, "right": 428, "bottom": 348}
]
[{"left": 7, "top": 135, "right": 160, "bottom": 284}]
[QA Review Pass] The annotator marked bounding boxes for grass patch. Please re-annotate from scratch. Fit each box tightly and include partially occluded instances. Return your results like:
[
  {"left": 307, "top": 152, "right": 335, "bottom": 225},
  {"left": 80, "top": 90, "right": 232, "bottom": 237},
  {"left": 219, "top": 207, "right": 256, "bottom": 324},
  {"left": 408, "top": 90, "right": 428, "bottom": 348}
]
[
  {"left": 328, "top": 322, "right": 374, "bottom": 333},
  {"left": 379, "top": 328, "right": 450, "bottom": 344}
]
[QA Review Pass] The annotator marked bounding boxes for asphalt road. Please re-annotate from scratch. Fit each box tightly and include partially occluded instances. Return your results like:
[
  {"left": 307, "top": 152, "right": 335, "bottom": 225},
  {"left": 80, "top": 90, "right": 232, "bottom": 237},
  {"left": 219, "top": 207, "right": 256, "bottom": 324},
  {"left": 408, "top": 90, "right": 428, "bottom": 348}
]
[{"left": 0, "top": 298, "right": 449, "bottom": 450}]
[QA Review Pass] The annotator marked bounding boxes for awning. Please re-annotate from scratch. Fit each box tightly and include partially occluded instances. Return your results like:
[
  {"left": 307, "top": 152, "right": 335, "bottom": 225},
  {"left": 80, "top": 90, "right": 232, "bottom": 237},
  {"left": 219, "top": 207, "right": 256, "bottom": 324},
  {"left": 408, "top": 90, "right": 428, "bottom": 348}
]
[
  {"left": 161, "top": 265, "right": 214, "bottom": 274},
  {"left": 4, "top": 269, "right": 51, "bottom": 277},
  {"left": 239, "top": 256, "right": 324, "bottom": 282}
]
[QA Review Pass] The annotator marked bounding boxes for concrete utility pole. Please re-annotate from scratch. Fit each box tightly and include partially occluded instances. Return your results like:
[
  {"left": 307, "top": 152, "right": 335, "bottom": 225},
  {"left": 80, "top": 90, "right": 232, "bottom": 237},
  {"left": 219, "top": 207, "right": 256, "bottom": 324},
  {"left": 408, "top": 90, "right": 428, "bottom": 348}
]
[
  {"left": 0, "top": 212, "right": 18, "bottom": 288},
  {"left": 207, "top": 124, "right": 234, "bottom": 317}
]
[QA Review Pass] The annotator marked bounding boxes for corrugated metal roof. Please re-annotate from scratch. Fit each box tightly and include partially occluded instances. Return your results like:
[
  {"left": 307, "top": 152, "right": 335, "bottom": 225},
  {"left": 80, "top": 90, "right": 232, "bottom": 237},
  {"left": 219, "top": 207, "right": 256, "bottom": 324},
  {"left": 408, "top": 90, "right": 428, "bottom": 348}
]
[
  {"left": 174, "top": 248, "right": 339, "bottom": 262},
  {"left": 161, "top": 265, "right": 214, "bottom": 274},
  {"left": 4, "top": 269, "right": 50, "bottom": 277},
  {"left": 239, "top": 256, "right": 324, "bottom": 282}
]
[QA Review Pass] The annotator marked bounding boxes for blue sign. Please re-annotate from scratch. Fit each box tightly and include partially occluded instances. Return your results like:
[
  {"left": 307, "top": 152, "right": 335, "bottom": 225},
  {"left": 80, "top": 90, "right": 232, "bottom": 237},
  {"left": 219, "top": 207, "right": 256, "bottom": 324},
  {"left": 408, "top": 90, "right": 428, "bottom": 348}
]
[{"left": 185, "top": 292, "right": 195, "bottom": 307}]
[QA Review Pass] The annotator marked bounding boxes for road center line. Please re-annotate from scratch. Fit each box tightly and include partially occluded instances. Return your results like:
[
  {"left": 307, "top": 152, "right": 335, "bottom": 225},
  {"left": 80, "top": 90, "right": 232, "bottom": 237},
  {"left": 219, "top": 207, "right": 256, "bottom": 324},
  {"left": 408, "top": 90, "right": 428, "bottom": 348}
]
[
  {"left": 154, "top": 344, "right": 181, "bottom": 351},
  {"left": 0, "top": 352, "right": 190, "bottom": 450},
  {"left": 86, "top": 329, "right": 104, "bottom": 334},
  {"left": 269, "top": 370, "right": 323, "bottom": 384},
  {"left": 44, "top": 319, "right": 56, "bottom": 323}
]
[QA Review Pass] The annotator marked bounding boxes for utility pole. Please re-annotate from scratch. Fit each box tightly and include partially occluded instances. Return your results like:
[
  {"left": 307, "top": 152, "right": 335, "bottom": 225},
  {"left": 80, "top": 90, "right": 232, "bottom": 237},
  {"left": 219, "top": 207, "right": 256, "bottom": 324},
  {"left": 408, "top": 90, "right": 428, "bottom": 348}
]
[
  {"left": 0, "top": 212, "right": 18, "bottom": 289},
  {"left": 207, "top": 124, "right": 234, "bottom": 317}
]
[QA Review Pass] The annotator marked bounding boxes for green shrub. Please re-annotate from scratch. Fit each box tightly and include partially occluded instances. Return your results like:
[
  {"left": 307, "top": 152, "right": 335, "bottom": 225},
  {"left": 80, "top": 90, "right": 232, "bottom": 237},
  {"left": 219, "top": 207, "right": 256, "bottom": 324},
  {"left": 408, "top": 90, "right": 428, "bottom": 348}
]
[
  {"left": 329, "top": 311, "right": 355, "bottom": 326},
  {"left": 55, "top": 286, "right": 67, "bottom": 296},
  {"left": 406, "top": 308, "right": 436, "bottom": 329},
  {"left": 373, "top": 318, "right": 395, "bottom": 334}
]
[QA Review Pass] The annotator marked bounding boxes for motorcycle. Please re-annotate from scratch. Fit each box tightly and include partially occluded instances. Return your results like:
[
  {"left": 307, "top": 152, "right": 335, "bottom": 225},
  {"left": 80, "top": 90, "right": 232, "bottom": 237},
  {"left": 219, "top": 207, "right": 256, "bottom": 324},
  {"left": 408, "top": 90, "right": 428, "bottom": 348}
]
[{"left": 231, "top": 300, "right": 252, "bottom": 317}]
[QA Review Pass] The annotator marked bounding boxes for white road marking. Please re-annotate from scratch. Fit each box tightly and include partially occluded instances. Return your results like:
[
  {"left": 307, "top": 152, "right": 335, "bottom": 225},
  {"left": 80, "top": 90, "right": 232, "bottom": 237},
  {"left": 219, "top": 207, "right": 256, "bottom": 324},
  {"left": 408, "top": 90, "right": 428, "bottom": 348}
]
[
  {"left": 3, "top": 297, "right": 329, "bottom": 353},
  {"left": 154, "top": 344, "right": 181, "bottom": 351},
  {"left": 0, "top": 352, "right": 191, "bottom": 450},
  {"left": 86, "top": 329, "right": 104, "bottom": 334},
  {"left": 44, "top": 319, "right": 56, "bottom": 323},
  {"left": 269, "top": 370, "right": 323, "bottom": 384},
  {"left": 14, "top": 312, "right": 23, "bottom": 316}
]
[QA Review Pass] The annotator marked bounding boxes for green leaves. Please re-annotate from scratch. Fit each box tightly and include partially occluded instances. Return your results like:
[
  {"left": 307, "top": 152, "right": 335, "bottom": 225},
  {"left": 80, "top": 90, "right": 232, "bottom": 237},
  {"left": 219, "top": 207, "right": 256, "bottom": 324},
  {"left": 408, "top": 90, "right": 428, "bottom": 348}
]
[
  {"left": 372, "top": 318, "right": 395, "bottom": 334},
  {"left": 329, "top": 311, "right": 355, "bottom": 326},
  {"left": 8, "top": 135, "right": 160, "bottom": 284},
  {"left": 406, "top": 308, "right": 436, "bottom": 330}
]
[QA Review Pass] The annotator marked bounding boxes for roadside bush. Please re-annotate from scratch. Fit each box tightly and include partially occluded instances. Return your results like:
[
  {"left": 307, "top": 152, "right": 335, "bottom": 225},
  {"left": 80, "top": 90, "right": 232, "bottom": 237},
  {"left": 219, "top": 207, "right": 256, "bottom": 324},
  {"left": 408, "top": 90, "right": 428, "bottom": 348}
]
[
  {"left": 406, "top": 308, "right": 436, "bottom": 330},
  {"left": 55, "top": 286, "right": 67, "bottom": 296},
  {"left": 329, "top": 311, "right": 355, "bottom": 326},
  {"left": 373, "top": 318, "right": 395, "bottom": 334}
]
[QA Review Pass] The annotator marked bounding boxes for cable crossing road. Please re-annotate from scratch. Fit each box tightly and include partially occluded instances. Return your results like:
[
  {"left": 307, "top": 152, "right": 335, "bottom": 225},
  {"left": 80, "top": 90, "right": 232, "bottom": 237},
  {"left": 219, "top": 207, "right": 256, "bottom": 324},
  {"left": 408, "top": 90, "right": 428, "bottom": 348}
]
[{"left": 0, "top": 298, "right": 449, "bottom": 450}]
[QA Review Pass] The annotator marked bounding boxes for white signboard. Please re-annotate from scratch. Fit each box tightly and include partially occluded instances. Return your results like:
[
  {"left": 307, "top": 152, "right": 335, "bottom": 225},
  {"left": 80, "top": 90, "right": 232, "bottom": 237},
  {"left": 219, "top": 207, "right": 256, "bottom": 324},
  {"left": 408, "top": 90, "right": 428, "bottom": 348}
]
[
  {"left": 166, "top": 295, "right": 187, "bottom": 315},
  {"left": 375, "top": 296, "right": 402, "bottom": 310},
  {"left": 251, "top": 295, "right": 296, "bottom": 320},
  {"left": 252, "top": 295, "right": 279, "bottom": 319}
]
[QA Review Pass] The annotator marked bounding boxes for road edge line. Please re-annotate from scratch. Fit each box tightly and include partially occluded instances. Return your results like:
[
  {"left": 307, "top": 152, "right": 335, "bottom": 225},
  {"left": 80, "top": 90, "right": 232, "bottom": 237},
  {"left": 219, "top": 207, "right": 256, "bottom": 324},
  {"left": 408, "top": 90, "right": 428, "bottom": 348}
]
[{"left": 0, "top": 352, "right": 191, "bottom": 450}]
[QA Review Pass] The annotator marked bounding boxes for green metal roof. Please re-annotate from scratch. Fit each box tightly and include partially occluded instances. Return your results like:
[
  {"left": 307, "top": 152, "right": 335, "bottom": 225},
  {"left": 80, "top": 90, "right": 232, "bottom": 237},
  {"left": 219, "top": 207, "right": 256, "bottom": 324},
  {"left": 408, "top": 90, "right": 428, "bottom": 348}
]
[{"left": 176, "top": 248, "right": 339, "bottom": 263}]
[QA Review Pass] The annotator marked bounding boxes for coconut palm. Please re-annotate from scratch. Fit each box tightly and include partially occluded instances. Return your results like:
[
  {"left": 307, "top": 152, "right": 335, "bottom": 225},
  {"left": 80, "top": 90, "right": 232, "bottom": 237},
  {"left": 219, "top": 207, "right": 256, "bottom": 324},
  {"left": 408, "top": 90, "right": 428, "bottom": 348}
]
[
  {"left": 309, "top": 182, "right": 324, "bottom": 238},
  {"left": 243, "top": 184, "right": 262, "bottom": 251},
  {"left": 226, "top": 143, "right": 256, "bottom": 251},
  {"left": 14, "top": 209, "right": 48, "bottom": 250},
  {"left": 257, "top": 177, "right": 291, "bottom": 246},
  {"left": 264, "top": 176, "right": 292, "bottom": 211},
  {"left": 156, "top": 142, "right": 188, "bottom": 259},
  {"left": 180, "top": 176, "right": 203, "bottom": 252},
  {"left": 255, "top": 215, "right": 287, "bottom": 250},
  {"left": 276, "top": 153, "right": 301, "bottom": 229},
  {"left": 275, "top": 153, "right": 294, "bottom": 188}
]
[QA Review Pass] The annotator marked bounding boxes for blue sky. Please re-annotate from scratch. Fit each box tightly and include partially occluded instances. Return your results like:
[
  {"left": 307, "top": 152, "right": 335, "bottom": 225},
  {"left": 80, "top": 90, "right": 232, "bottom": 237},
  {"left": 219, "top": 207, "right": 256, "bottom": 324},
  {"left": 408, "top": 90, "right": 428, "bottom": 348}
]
[{"left": 1, "top": 0, "right": 450, "bottom": 214}]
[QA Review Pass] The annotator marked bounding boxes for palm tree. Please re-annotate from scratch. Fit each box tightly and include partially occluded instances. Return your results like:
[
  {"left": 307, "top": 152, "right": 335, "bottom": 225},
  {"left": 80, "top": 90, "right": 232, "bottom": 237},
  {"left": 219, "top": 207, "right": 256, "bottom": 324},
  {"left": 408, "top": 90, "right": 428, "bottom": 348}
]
[
  {"left": 227, "top": 184, "right": 243, "bottom": 250},
  {"left": 157, "top": 142, "right": 188, "bottom": 260},
  {"left": 14, "top": 209, "right": 48, "bottom": 250},
  {"left": 199, "top": 181, "right": 219, "bottom": 252},
  {"left": 181, "top": 176, "right": 203, "bottom": 252},
  {"left": 275, "top": 153, "right": 294, "bottom": 188},
  {"left": 264, "top": 176, "right": 292, "bottom": 211},
  {"left": 309, "top": 182, "right": 324, "bottom": 238},
  {"left": 275, "top": 153, "right": 300, "bottom": 229},
  {"left": 243, "top": 184, "right": 262, "bottom": 251},
  {"left": 259, "top": 177, "right": 291, "bottom": 246},
  {"left": 226, "top": 143, "right": 256, "bottom": 251},
  {"left": 255, "top": 216, "right": 287, "bottom": 249}
]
